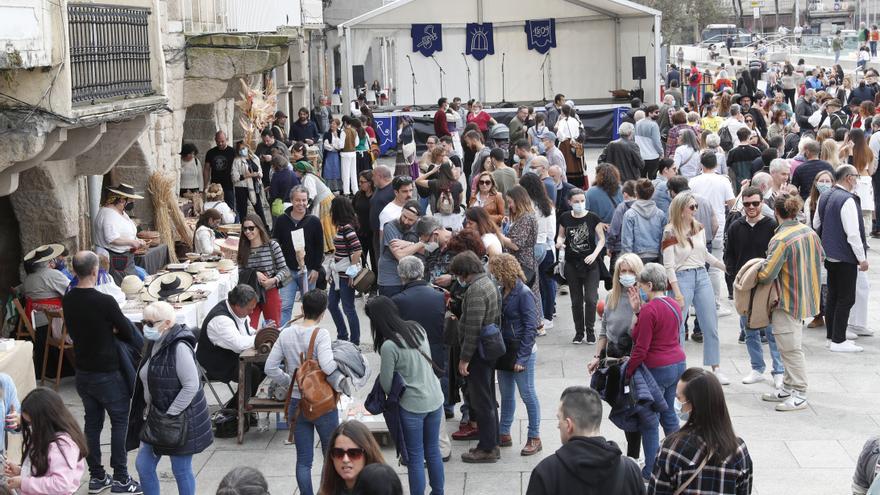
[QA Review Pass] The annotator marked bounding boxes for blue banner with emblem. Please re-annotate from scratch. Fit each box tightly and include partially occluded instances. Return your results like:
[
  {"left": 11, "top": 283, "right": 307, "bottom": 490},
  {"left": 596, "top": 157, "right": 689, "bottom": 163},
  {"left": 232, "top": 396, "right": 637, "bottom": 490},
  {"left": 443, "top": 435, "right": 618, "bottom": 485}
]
[
  {"left": 411, "top": 24, "right": 442, "bottom": 57},
  {"left": 525, "top": 19, "right": 556, "bottom": 54},
  {"left": 466, "top": 22, "right": 494, "bottom": 61}
]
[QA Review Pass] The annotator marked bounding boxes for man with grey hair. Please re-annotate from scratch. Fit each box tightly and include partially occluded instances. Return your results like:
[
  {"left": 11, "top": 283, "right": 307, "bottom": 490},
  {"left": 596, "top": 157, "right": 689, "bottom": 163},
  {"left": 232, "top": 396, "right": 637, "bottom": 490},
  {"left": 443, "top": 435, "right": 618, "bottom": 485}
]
[
  {"left": 791, "top": 138, "right": 832, "bottom": 200},
  {"left": 795, "top": 88, "right": 818, "bottom": 132},
  {"left": 63, "top": 250, "right": 142, "bottom": 493},
  {"left": 767, "top": 158, "right": 799, "bottom": 204},
  {"left": 598, "top": 122, "right": 644, "bottom": 182},
  {"left": 658, "top": 95, "right": 676, "bottom": 139},
  {"left": 814, "top": 165, "right": 870, "bottom": 352},
  {"left": 723, "top": 103, "right": 747, "bottom": 137},
  {"left": 636, "top": 104, "right": 663, "bottom": 179},
  {"left": 392, "top": 254, "right": 450, "bottom": 414}
]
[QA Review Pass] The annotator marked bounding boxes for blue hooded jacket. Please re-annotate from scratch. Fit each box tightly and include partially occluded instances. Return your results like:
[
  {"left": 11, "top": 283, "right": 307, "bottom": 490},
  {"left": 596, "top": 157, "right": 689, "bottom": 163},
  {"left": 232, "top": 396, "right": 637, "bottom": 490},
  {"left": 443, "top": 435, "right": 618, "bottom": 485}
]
[{"left": 621, "top": 199, "right": 666, "bottom": 260}]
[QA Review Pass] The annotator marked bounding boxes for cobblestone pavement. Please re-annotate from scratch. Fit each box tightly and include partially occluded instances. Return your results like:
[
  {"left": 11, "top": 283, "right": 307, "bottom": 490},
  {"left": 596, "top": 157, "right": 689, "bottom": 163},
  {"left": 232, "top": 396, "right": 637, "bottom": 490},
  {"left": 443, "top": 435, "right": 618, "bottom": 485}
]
[{"left": 59, "top": 153, "right": 879, "bottom": 494}]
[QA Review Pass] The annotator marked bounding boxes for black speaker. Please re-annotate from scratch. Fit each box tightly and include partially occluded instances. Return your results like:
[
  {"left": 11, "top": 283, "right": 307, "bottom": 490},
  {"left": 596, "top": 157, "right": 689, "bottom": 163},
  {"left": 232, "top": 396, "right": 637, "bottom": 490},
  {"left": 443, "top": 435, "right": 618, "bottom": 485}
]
[
  {"left": 632, "top": 56, "right": 647, "bottom": 80},
  {"left": 352, "top": 65, "right": 365, "bottom": 89}
]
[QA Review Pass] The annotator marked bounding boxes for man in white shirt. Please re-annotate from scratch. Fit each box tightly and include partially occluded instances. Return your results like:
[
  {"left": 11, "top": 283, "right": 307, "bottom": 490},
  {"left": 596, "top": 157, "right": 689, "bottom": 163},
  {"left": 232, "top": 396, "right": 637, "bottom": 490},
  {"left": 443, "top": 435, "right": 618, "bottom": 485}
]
[
  {"left": 197, "top": 284, "right": 259, "bottom": 388},
  {"left": 869, "top": 119, "right": 880, "bottom": 237},
  {"left": 689, "top": 152, "right": 735, "bottom": 315},
  {"left": 722, "top": 104, "right": 747, "bottom": 138},
  {"left": 379, "top": 176, "right": 415, "bottom": 234},
  {"left": 813, "top": 165, "right": 870, "bottom": 352}
]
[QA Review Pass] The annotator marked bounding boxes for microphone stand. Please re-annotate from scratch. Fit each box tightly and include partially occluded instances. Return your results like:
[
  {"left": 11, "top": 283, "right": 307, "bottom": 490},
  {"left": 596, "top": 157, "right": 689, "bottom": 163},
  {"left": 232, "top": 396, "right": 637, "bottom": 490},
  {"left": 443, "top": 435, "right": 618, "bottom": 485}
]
[
  {"left": 406, "top": 54, "right": 417, "bottom": 107},
  {"left": 430, "top": 55, "right": 446, "bottom": 96},
  {"left": 501, "top": 52, "right": 507, "bottom": 104},
  {"left": 461, "top": 52, "right": 472, "bottom": 100},
  {"left": 539, "top": 53, "right": 550, "bottom": 103}
]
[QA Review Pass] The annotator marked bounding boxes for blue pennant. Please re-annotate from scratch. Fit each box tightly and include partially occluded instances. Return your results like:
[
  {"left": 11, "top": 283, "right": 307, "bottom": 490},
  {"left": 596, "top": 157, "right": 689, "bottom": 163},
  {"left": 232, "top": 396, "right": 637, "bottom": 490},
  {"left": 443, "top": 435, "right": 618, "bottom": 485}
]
[
  {"left": 525, "top": 19, "right": 556, "bottom": 54},
  {"left": 466, "top": 23, "right": 494, "bottom": 61},
  {"left": 411, "top": 24, "right": 442, "bottom": 57}
]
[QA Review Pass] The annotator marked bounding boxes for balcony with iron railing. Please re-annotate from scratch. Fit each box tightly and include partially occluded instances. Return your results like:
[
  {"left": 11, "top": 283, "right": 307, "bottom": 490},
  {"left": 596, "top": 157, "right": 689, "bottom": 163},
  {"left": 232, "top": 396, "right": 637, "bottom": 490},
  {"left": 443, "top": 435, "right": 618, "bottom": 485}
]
[{"left": 174, "top": 0, "right": 323, "bottom": 34}]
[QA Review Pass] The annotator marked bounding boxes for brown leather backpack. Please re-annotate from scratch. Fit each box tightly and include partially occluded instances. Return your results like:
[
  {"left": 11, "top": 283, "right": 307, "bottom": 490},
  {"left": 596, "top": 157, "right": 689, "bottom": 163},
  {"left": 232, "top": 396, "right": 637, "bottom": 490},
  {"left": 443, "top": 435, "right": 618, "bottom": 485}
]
[{"left": 287, "top": 328, "right": 339, "bottom": 422}]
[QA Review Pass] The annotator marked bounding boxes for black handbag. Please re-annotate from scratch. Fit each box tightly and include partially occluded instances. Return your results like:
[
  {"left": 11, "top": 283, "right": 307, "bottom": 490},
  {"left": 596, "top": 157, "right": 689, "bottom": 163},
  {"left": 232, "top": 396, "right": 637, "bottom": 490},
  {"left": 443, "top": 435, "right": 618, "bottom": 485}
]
[
  {"left": 493, "top": 338, "right": 521, "bottom": 371},
  {"left": 140, "top": 406, "right": 187, "bottom": 450}
]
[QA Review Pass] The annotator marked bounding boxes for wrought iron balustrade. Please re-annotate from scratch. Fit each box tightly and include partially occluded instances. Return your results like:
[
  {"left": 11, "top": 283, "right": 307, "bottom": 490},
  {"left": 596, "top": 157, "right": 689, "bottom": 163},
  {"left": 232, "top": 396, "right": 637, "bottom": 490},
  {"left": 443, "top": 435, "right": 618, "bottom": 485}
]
[{"left": 68, "top": 4, "right": 154, "bottom": 104}]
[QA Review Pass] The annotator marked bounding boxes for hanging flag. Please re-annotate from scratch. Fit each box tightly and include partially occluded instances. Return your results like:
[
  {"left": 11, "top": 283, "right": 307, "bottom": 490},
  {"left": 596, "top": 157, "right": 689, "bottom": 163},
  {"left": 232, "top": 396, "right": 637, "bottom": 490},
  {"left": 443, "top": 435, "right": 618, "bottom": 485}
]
[
  {"left": 411, "top": 24, "right": 442, "bottom": 57},
  {"left": 525, "top": 19, "right": 556, "bottom": 54},
  {"left": 466, "top": 23, "right": 494, "bottom": 61}
]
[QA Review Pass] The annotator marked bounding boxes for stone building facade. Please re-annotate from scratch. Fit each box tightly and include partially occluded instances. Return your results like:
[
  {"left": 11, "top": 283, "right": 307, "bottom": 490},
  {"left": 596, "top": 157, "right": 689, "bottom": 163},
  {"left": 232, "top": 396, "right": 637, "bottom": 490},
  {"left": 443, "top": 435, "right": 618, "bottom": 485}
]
[{"left": 0, "top": 0, "right": 321, "bottom": 294}]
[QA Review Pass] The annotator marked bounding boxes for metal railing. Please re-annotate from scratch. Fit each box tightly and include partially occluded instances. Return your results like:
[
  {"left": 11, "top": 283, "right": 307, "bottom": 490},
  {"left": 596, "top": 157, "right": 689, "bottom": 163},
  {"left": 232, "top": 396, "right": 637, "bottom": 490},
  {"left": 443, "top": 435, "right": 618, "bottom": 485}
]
[{"left": 68, "top": 4, "right": 154, "bottom": 105}]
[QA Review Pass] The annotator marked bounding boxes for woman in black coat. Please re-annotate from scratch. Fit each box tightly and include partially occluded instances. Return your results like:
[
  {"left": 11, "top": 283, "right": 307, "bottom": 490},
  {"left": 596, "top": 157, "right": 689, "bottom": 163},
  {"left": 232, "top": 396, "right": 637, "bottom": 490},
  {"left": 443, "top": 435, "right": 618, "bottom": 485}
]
[{"left": 129, "top": 302, "right": 212, "bottom": 495}]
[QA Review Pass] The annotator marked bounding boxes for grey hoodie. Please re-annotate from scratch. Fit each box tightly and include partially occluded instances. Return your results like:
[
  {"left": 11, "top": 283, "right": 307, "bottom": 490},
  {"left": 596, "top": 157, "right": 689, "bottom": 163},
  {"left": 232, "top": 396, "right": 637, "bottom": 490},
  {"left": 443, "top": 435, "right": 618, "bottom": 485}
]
[{"left": 622, "top": 199, "right": 666, "bottom": 259}]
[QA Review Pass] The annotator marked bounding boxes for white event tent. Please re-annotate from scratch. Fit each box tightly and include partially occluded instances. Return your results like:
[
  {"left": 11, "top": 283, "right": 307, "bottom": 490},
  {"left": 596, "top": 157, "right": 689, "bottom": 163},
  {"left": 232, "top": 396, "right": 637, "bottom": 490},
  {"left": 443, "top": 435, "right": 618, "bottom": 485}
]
[{"left": 337, "top": 0, "right": 661, "bottom": 108}]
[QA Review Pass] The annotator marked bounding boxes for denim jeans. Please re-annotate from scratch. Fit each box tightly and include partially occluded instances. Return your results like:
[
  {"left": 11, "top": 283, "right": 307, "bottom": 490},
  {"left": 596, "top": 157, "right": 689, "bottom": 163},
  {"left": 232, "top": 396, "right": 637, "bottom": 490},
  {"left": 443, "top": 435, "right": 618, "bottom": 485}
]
[
  {"left": 498, "top": 352, "right": 541, "bottom": 439},
  {"left": 281, "top": 273, "right": 315, "bottom": 325},
  {"left": 740, "top": 316, "right": 784, "bottom": 375},
  {"left": 676, "top": 268, "right": 719, "bottom": 366},
  {"left": 75, "top": 370, "right": 130, "bottom": 481},
  {"left": 135, "top": 442, "right": 194, "bottom": 495},
  {"left": 641, "top": 361, "right": 686, "bottom": 479},
  {"left": 329, "top": 276, "right": 360, "bottom": 344},
  {"left": 400, "top": 407, "right": 445, "bottom": 495},
  {"left": 289, "top": 398, "right": 339, "bottom": 495},
  {"left": 538, "top": 251, "right": 557, "bottom": 319}
]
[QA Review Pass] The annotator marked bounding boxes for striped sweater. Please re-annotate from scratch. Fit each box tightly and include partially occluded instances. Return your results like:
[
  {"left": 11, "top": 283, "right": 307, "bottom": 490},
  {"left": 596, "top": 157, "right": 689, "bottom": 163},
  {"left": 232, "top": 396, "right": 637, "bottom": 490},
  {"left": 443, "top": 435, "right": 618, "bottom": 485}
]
[
  {"left": 245, "top": 240, "right": 291, "bottom": 286},
  {"left": 757, "top": 220, "right": 824, "bottom": 320}
]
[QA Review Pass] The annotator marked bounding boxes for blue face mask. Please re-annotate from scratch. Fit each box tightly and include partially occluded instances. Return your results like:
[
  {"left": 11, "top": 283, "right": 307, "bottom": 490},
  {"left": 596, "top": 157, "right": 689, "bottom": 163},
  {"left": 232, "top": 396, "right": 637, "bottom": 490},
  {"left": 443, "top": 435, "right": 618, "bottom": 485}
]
[
  {"left": 817, "top": 183, "right": 831, "bottom": 194},
  {"left": 674, "top": 398, "right": 690, "bottom": 422},
  {"left": 571, "top": 203, "right": 586, "bottom": 214},
  {"left": 239, "top": 149, "right": 248, "bottom": 157},
  {"left": 54, "top": 258, "right": 67, "bottom": 273},
  {"left": 619, "top": 274, "right": 637, "bottom": 288},
  {"left": 143, "top": 325, "right": 162, "bottom": 341}
]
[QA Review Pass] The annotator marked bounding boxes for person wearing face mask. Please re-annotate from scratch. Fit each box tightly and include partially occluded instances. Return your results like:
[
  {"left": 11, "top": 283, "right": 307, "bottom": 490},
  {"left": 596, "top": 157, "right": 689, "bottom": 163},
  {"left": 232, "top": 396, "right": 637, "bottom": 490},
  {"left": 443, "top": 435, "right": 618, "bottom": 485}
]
[
  {"left": 130, "top": 302, "right": 212, "bottom": 495},
  {"left": 623, "top": 262, "right": 687, "bottom": 479},
  {"left": 652, "top": 368, "right": 753, "bottom": 493},
  {"left": 232, "top": 141, "right": 262, "bottom": 223},
  {"left": 587, "top": 255, "right": 645, "bottom": 460},
  {"left": 555, "top": 188, "right": 606, "bottom": 345},
  {"left": 93, "top": 184, "right": 147, "bottom": 284}
]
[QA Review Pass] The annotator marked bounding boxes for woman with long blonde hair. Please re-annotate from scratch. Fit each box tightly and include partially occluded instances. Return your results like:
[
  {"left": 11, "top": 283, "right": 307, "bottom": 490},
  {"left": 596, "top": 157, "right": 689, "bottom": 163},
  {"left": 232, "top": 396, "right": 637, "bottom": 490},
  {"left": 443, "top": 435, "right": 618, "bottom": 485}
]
[
  {"left": 662, "top": 192, "right": 728, "bottom": 383},
  {"left": 588, "top": 253, "right": 645, "bottom": 459},
  {"left": 819, "top": 138, "right": 842, "bottom": 169}
]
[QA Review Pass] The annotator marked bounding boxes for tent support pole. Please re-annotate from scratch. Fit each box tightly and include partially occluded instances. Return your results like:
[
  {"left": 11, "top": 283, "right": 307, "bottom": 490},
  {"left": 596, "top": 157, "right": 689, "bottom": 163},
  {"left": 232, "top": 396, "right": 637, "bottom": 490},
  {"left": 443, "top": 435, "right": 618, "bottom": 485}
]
[{"left": 614, "top": 18, "right": 622, "bottom": 90}]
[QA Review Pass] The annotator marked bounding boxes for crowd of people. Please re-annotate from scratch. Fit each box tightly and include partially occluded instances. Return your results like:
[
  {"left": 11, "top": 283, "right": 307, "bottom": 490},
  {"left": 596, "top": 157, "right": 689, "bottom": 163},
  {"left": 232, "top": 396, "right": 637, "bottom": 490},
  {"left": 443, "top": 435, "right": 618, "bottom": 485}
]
[{"left": 10, "top": 43, "right": 880, "bottom": 494}]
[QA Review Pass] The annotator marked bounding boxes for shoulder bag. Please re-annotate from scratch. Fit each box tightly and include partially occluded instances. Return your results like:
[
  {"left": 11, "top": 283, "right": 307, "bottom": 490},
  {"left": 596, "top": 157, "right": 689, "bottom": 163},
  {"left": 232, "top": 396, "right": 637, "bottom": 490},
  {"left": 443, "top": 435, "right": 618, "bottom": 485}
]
[{"left": 673, "top": 452, "right": 711, "bottom": 495}]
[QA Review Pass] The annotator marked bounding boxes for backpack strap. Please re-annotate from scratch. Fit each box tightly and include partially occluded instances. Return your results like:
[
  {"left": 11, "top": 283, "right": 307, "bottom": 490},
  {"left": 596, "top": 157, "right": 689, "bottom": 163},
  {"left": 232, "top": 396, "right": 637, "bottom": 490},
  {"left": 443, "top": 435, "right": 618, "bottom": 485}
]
[{"left": 307, "top": 327, "right": 320, "bottom": 361}]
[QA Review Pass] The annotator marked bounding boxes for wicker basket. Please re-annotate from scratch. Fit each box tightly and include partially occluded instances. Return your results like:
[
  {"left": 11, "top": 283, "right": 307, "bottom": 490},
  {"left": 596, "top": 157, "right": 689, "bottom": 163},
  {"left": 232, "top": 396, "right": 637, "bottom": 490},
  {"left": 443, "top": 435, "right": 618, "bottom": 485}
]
[{"left": 137, "top": 230, "right": 161, "bottom": 247}]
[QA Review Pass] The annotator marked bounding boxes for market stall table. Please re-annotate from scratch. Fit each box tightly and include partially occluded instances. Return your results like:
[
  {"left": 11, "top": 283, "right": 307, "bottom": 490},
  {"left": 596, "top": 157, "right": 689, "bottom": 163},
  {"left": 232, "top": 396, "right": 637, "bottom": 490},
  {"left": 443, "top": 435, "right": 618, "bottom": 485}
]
[
  {"left": 0, "top": 340, "right": 36, "bottom": 460},
  {"left": 134, "top": 244, "right": 170, "bottom": 275},
  {"left": 122, "top": 268, "right": 238, "bottom": 327}
]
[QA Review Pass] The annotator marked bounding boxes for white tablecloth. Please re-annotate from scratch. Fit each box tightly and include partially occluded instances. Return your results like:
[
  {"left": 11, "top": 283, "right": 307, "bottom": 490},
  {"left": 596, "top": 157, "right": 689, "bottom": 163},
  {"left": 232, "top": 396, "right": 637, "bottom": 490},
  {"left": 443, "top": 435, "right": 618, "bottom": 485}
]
[{"left": 123, "top": 270, "right": 238, "bottom": 328}]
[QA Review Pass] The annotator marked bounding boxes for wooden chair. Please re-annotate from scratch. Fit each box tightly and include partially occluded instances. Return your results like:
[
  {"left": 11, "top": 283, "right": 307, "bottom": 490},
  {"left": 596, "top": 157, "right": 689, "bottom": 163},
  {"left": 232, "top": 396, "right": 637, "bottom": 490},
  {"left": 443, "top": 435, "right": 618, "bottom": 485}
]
[
  {"left": 11, "top": 297, "right": 36, "bottom": 341},
  {"left": 40, "top": 309, "right": 75, "bottom": 390}
]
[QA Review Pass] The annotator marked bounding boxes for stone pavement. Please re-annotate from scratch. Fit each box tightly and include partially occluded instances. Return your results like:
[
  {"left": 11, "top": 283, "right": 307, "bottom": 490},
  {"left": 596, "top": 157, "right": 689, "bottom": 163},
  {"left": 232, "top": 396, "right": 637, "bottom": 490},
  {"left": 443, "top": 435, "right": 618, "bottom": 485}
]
[{"left": 59, "top": 247, "right": 880, "bottom": 494}]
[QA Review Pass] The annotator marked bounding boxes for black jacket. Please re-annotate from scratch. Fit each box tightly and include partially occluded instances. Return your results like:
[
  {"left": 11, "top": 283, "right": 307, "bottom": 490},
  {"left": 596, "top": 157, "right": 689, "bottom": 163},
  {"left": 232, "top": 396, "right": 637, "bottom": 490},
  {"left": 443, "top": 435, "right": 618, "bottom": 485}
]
[
  {"left": 795, "top": 98, "right": 817, "bottom": 131},
  {"left": 526, "top": 436, "right": 645, "bottom": 495},
  {"left": 272, "top": 208, "right": 324, "bottom": 273},
  {"left": 724, "top": 216, "right": 777, "bottom": 277},
  {"left": 598, "top": 139, "right": 644, "bottom": 183},
  {"left": 392, "top": 281, "right": 446, "bottom": 347}
]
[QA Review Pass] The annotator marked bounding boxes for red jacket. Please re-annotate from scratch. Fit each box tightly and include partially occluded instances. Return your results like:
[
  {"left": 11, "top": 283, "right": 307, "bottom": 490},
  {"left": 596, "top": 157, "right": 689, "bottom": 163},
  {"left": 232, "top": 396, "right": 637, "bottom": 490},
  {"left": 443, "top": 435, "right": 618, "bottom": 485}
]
[{"left": 433, "top": 110, "right": 450, "bottom": 137}]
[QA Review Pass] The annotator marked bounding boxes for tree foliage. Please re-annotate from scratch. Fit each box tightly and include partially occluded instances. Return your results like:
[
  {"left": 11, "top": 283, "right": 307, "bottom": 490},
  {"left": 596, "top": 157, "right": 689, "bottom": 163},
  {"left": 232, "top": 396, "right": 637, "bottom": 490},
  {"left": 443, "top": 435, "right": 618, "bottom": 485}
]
[{"left": 634, "top": 0, "right": 728, "bottom": 44}]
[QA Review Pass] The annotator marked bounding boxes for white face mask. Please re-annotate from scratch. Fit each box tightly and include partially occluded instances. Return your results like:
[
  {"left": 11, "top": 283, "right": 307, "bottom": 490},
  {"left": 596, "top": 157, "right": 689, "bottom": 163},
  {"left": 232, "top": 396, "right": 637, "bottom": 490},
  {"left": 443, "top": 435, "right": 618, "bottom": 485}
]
[{"left": 424, "top": 241, "right": 439, "bottom": 253}]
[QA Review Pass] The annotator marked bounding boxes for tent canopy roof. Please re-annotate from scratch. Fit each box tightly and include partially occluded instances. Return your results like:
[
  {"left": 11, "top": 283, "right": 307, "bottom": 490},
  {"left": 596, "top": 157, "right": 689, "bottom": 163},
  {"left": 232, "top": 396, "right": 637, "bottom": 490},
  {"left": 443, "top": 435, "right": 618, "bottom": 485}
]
[{"left": 339, "top": 0, "right": 660, "bottom": 31}]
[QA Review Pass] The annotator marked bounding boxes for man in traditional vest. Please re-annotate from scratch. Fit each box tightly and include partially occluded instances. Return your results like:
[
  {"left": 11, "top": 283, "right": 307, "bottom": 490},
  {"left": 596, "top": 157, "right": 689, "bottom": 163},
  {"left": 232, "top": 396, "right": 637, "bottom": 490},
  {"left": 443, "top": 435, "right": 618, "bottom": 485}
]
[
  {"left": 814, "top": 165, "right": 869, "bottom": 353},
  {"left": 197, "top": 284, "right": 259, "bottom": 394}
]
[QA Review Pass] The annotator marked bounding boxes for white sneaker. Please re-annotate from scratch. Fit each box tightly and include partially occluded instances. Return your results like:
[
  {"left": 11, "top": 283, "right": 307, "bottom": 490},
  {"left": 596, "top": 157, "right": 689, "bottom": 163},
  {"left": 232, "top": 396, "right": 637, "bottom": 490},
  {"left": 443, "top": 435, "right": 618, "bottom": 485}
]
[
  {"left": 775, "top": 393, "right": 808, "bottom": 412},
  {"left": 762, "top": 388, "right": 792, "bottom": 402},
  {"left": 851, "top": 325, "right": 875, "bottom": 336},
  {"left": 741, "top": 370, "right": 765, "bottom": 384},
  {"left": 542, "top": 319, "right": 554, "bottom": 330},
  {"left": 773, "top": 374, "right": 784, "bottom": 390},
  {"left": 846, "top": 330, "right": 859, "bottom": 340},
  {"left": 830, "top": 340, "right": 864, "bottom": 353},
  {"left": 713, "top": 370, "right": 731, "bottom": 385},
  {"left": 716, "top": 305, "right": 733, "bottom": 317},
  {"left": 825, "top": 339, "right": 831, "bottom": 349}
]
